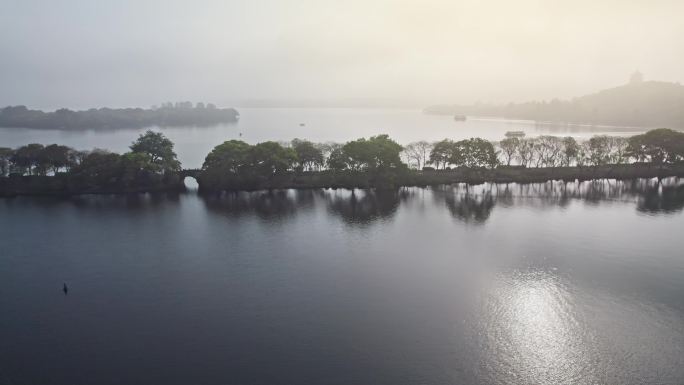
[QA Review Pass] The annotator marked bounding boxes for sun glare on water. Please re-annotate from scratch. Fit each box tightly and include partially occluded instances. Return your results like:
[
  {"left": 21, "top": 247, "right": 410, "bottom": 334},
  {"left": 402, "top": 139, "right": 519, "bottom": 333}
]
[{"left": 478, "top": 269, "right": 597, "bottom": 384}]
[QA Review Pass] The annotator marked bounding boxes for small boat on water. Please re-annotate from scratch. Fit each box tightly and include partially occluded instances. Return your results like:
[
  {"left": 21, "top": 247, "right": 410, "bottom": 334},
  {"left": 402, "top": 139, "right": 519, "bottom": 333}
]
[
  {"left": 453, "top": 115, "right": 467, "bottom": 121},
  {"left": 299, "top": 123, "right": 306, "bottom": 127}
]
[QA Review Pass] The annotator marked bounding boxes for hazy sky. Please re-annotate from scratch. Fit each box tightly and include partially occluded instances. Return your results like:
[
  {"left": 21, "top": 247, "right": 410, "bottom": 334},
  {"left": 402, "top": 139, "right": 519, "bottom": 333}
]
[{"left": 1, "top": 0, "right": 683, "bottom": 109}]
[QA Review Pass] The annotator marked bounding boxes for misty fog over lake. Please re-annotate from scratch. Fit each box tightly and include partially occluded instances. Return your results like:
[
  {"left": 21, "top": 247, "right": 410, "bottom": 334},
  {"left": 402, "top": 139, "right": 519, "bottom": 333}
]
[
  {"left": 3, "top": 0, "right": 684, "bottom": 383},
  {"left": 0, "top": 108, "right": 644, "bottom": 169}
]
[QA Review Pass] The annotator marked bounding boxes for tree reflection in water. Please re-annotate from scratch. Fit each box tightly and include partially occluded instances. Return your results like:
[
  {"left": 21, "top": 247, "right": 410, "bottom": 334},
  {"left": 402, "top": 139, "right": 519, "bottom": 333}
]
[
  {"left": 200, "top": 188, "right": 411, "bottom": 225},
  {"left": 636, "top": 181, "right": 684, "bottom": 214},
  {"left": 432, "top": 184, "right": 496, "bottom": 224},
  {"left": 323, "top": 188, "right": 412, "bottom": 225},
  {"left": 198, "top": 178, "right": 684, "bottom": 224},
  {"left": 201, "top": 189, "right": 317, "bottom": 220},
  {"left": 434, "top": 177, "right": 684, "bottom": 222}
]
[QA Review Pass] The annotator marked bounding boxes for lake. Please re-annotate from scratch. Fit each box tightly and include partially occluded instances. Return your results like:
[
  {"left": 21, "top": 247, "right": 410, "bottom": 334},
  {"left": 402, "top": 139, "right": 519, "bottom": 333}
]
[
  {"left": 0, "top": 108, "right": 644, "bottom": 169},
  {"left": 1, "top": 179, "right": 684, "bottom": 385}
]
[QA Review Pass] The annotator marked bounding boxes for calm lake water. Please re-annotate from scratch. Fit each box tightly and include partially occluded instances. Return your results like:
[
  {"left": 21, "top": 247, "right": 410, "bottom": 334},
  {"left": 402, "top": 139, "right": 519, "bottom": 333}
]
[
  {"left": 0, "top": 108, "right": 644, "bottom": 168},
  {"left": 1, "top": 179, "right": 684, "bottom": 385}
]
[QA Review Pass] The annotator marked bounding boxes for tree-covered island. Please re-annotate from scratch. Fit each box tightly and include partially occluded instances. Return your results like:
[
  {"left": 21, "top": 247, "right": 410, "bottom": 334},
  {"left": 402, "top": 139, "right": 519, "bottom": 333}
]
[
  {"left": 0, "top": 102, "right": 239, "bottom": 130},
  {"left": 2, "top": 128, "right": 684, "bottom": 196}
]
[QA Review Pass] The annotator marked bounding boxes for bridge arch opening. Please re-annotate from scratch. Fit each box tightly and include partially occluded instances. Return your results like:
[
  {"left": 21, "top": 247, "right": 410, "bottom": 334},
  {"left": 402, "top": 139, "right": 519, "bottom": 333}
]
[{"left": 183, "top": 176, "right": 199, "bottom": 191}]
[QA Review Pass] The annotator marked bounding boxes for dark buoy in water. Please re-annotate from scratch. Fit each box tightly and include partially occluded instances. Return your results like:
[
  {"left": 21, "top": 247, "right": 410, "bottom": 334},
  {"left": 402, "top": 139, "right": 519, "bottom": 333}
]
[{"left": 63, "top": 283, "right": 68, "bottom": 295}]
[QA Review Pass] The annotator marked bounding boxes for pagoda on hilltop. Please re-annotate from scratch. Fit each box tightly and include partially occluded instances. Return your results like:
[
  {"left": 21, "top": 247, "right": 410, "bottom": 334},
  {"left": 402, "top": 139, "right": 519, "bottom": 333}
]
[{"left": 629, "top": 70, "right": 644, "bottom": 85}]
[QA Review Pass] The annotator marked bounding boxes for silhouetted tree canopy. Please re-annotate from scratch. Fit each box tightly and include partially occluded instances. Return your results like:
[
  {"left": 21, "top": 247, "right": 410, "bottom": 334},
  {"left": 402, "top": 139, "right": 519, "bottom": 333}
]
[
  {"left": 428, "top": 138, "right": 498, "bottom": 169},
  {"left": 41, "top": 144, "right": 74, "bottom": 174},
  {"left": 4, "top": 129, "right": 684, "bottom": 195},
  {"left": 202, "top": 140, "right": 252, "bottom": 173},
  {"left": 626, "top": 128, "right": 684, "bottom": 164},
  {"left": 328, "top": 135, "right": 404, "bottom": 171},
  {"left": 250, "top": 141, "right": 298, "bottom": 175},
  {"left": 0, "top": 147, "right": 13, "bottom": 177},
  {"left": 499, "top": 137, "right": 519, "bottom": 166},
  {"left": 11, "top": 144, "right": 46, "bottom": 175},
  {"left": 130, "top": 130, "right": 181, "bottom": 172},
  {"left": 0, "top": 134, "right": 183, "bottom": 193},
  {"left": 291, "top": 139, "right": 324, "bottom": 171},
  {"left": 402, "top": 141, "right": 432, "bottom": 169}
]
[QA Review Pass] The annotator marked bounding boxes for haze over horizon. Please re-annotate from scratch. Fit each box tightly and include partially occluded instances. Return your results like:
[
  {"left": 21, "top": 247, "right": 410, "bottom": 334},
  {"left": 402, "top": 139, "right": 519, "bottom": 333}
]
[{"left": 2, "top": 0, "right": 683, "bottom": 110}]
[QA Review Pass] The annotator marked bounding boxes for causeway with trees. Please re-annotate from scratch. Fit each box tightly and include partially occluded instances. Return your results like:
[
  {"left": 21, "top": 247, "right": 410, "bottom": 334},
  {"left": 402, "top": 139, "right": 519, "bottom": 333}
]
[
  {"left": 0, "top": 131, "right": 183, "bottom": 195},
  {"left": 2, "top": 128, "right": 684, "bottom": 196}
]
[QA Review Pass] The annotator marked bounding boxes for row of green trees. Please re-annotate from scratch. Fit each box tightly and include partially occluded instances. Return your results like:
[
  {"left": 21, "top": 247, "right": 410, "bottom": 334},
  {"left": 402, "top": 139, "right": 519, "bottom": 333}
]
[
  {"left": 397, "top": 128, "right": 684, "bottom": 169},
  {"left": 427, "top": 138, "right": 498, "bottom": 169},
  {"left": 0, "top": 131, "right": 180, "bottom": 178},
  {"left": 199, "top": 135, "right": 407, "bottom": 190},
  {"left": 3, "top": 128, "right": 683, "bottom": 182},
  {"left": 492, "top": 128, "right": 684, "bottom": 168},
  {"left": 197, "top": 129, "right": 684, "bottom": 191},
  {"left": 0, "top": 144, "right": 77, "bottom": 176},
  {"left": 201, "top": 135, "right": 405, "bottom": 176}
]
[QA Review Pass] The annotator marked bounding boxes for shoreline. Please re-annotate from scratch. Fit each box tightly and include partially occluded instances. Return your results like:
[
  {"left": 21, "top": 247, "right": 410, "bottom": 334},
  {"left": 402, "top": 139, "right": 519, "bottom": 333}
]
[
  {"left": 0, "top": 105, "right": 239, "bottom": 131},
  {"left": 195, "top": 163, "right": 684, "bottom": 193},
  {"left": 2, "top": 163, "right": 683, "bottom": 197}
]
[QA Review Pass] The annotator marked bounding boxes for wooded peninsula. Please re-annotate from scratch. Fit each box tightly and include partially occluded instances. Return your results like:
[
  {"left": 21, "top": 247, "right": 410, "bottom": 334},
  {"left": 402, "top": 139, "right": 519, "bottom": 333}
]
[
  {"left": 0, "top": 102, "right": 239, "bottom": 130},
  {"left": 1, "top": 128, "right": 684, "bottom": 196},
  {"left": 425, "top": 76, "right": 684, "bottom": 129}
]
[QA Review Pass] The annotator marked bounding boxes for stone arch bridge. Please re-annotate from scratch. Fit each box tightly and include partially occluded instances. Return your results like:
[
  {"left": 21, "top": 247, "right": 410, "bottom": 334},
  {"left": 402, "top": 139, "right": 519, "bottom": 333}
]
[
  {"left": 179, "top": 169, "right": 202, "bottom": 189},
  {"left": 179, "top": 169, "right": 201, "bottom": 179}
]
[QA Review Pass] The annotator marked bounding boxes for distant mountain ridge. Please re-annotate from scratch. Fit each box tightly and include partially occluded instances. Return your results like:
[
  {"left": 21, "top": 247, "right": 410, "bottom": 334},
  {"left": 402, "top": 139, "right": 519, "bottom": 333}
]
[{"left": 425, "top": 79, "right": 684, "bottom": 129}]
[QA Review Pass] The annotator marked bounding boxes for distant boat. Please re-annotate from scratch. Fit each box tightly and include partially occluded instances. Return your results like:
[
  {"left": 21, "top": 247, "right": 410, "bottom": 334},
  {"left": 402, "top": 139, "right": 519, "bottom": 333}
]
[
  {"left": 453, "top": 115, "right": 467, "bottom": 121},
  {"left": 299, "top": 123, "right": 306, "bottom": 127},
  {"left": 504, "top": 131, "right": 526, "bottom": 138}
]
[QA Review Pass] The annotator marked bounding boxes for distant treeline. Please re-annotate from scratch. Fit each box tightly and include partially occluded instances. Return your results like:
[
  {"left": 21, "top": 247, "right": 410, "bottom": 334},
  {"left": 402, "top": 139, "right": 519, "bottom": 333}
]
[
  {"left": 0, "top": 102, "right": 239, "bottom": 130},
  {"left": 2, "top": 128, "right": 684, "bottom": 195},
  {"left": 424, "top": 81, "right": 684, "bottom": 128}
]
